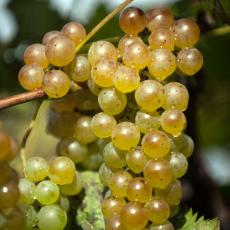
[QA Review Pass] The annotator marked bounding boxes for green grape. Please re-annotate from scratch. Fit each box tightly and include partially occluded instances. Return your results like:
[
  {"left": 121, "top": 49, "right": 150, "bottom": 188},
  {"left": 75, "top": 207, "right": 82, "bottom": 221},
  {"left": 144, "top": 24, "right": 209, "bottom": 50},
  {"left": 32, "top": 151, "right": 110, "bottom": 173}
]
[
  {"left": 42, "top": 30, "right": 62, "bottom": 45},
  {"left": 45, "top": 34, "right": 75, "bottom": 67},
  {"left": 126, "top": 177, "right": 152, "bottom": 203},
  {"left": 148, "top": 49, "right": 176, "bottom": 80},
  {"left": 126, "top": 147, "right": 148, "bottom": 174},
  {"left": 179, "top": 134, "right": 194, "bottom": 158},
  {"left": 34, "top": 180, "right": 60, "bottom": 205},
  {"left": 145, "top": 196, "right": 170, "bottom": 224},
  {"left": 18, "top": 64, "right": 44, "bottom": 90},
  {"left": 59, "top": 171, "right": 82, "bottom": 196},
  {"left": 161, "top": 110, "right": 186, "bottom": 137},
  {"left": 88, "top": 40, "right": 118, "bottom": 65},
  {"left": 98, "top": 88, "right": 127, "bottom": 115},
  {"left": 170, "top": 205, "right": 179, "bottom": 218},
  {"left": 38, "top": 205, "right": 67, "bottom": 230},
  {"left": 91, "top": 59, "right": 116, "bottom": 87},
  {"left": 87, "top": 75, "right": 101, "bottom": 96},
  {"left": 173, "top": 18, "right": 200, "bottom": 48},
  {"left": 177, "top": 48, "right": 203, "bottom": 76},
  {"left": 25, "top": 157, "right": 48, "bottom": 182},
  {"left": 91, "top": 112, "right": 117, "bottom": 138},
  {"left": 143, "top": 159, "right": 173, "bottom": 189},
  {"left": 43, "top": 70, "right": 71, "bottom": 98},
  {"left": 135, "top": 80, "right": 163, "bottom": 112},
  {"left": 148, "top": 221, "right": 174, "bottom": 230},
  {"left": 111, "top": 122, "right": 140, "bottom": 151},
  {"left": 61, "top": 22, "right": 86, "bottom": 45},
  {"left": 59, "top": 195, "right": 70, "bottom": 212},
  {"left": 73, "top": 116, "right": 97, "bottom": 144},
  {"left": 48, "top": 156, "right": 75, "bottom": 185},
  {"left": 82, "top": 150, "right": 103, "bottom": 170},
  {"left": 141, "top": 130, "right": 170, "bottom": 158},
  {"left": 102, "top": 196, "right": 126, "bottom": 219},
  {"left": 105, "top": 215, "right": 126, "bottom": 230},
  {"left": 154, "top": 179, "right": 182, "bottom": 206},
  {"left": 0, "top": 129, "right": 10, "bottom": 162},
  {"left": 120, "top": 202, "right": 149, "bottom": 230},
  {"left": 135, "top": 110, "right": 160, "bottom": 134},
  {"left": 99, "top": 163, "right": 116, "bottom": 187},
  {"left": 118, "top": 35, "right": 142, "bottom": 55},
  {"left": 109, "top": 171, "right": 132, "bottom": 198},
  {"left": 163, "top": 82, "right": 189, "bottom": 111},
  {"left": 68, "top": 55, "right": 90, "bottom": 82},
  {"left": 18, "top": 178, "right": 36, "bottom": 205},
  {"left": 113, "top": 64, "right": 140, "bottom": 93},
  {"left": 21, "top": 205, "right": 38, "bottom": 230}
]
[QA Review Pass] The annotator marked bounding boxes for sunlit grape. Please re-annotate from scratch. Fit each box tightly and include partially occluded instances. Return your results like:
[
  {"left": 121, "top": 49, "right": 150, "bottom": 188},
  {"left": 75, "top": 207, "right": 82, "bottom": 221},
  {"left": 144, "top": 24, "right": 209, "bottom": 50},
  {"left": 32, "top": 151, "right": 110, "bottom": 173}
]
[
  {"left": 105, "top": 215, "right": 126, "bottom": 230},
  {"left": 118, "top": 35, "right": 142, "bottom": 55},
  {"left": 42, "top": 30, "right": 62, "bottom": 45}
]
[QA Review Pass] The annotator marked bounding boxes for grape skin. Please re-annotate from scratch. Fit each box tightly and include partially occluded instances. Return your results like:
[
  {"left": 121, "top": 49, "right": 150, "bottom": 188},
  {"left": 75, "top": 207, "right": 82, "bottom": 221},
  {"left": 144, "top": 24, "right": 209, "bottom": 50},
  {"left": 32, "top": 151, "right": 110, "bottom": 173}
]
[{"left": 118, "top": 35, "right": 142, "bottom": 55}]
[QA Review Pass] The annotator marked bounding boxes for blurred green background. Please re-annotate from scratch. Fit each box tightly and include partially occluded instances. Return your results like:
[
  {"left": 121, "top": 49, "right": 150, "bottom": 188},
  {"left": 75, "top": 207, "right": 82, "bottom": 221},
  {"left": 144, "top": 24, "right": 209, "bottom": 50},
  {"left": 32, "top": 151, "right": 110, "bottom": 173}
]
[{"left": 0, "top": 0, "right": 230, "bottom": 229}]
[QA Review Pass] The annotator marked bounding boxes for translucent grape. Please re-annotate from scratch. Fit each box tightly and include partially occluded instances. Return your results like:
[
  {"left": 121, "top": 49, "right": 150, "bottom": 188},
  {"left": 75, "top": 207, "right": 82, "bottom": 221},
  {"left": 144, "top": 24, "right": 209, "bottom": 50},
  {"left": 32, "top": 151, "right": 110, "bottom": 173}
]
[
  {"left": 87, "top": 76, "right": 101, "bottom": 96},
  {"left": 99, "top": 163, "right": 115, "bottom": 186},
  {"left": 18, "top": 178, "right": 36, "bottom": 205},
  {"left": 42, "top": 30, "right": 62, "bottom": 45},
  {"left": 98, "top": 88, "right": 127, "bottom": 115},
  {"left": 142, "top": 130, "right": 170, "bottom": 158},
  {"left": 148, "top": 49, "right": 176, "bottom": 80},
  {"left": 105, "top": 215, "right": 126, "bottom": 230},
  {"left": 21, "top": 205, "right": 38, "bottom": 230},
  {"left": 118, "top": 35, "right": 142, "bottom": 55},
  {"left": 161, "top": 110, "right": 186, "bottom": 137},
  {"left": 148, "top": 221, "right": 174, "bottom": 230},
  {"left": 179, "top": 134, "right": 194, "bottom": 158}
]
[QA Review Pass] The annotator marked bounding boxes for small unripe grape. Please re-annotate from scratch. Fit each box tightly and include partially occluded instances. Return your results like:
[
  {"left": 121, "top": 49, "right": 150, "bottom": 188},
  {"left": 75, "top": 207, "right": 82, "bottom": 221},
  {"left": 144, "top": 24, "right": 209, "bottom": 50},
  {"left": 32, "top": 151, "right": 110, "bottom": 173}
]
[
  {"left": 91, "top": 59, "right": 116, "bottom": 87},
  {"left": 163, "top": 82, "right": 189, "bottom": 111},
  {"left": 148, "top": 28, "right": 174, "bottom": 51},
  {"left": 88, "top": 41, "right": 118, "bottom": 65},
  {"left": 177, "top": 48, "right": 203, "bottom": 76},
  {"left": 179, "top": 134, "right": 194, "bottom": 158},
  {"left": 142, "top": 130, "right": 170, "bottom": 158},
  {"left": 111, "top": 122, "right": 140, "bottom": 151},
  {"left": 113, "top": 64, "right": 140, "bottom": 93},
  {"left": 99, "top": 163, "right": 115, "bottom": 186},
  {"left": 161, "top": 110, "right": 186, "bottom": 137},
  {"left": 18, "top": 64, "right": 44, "bottom": 90},
  {"left": 43, "top": 70, "right": 71, "bottom": 98},
  {"left": 118, "top": 35, "right": 142, "bottom": 55},
  {"left": 42, "top": 30, "right": 62, "bottom": 45},
  {"left": 105, "top": 215, "right": 125, "bottom": 230},
  {"left": 135, "top": 80, "right": 163, "bottom": 112},
  {"left": 143, "top": 159, "right": 173, "bottom": 189},
  {"left": 123, "top": 40, "right": 151, "bottom": 70},
  {"left": 18, "top": 178, "right": 36, "bottom": 205},
  {"left": 68, "top": 55, "right": 90, "bottom": 82},
  {"left": 148, "top": 49, "right": 176, "bottom": 80},
  {"left": 102, "top": 197, "right": 126, "bottom": 219},
  {"left": 148, "top": 221, "right": 174, "bottom": 230},
  {"left": 120, "top": 202, "right": 149, "bottom": 230},
  {"left": 109, "top": 171, "right": 132, "bottom": 198},
  {"left": 119, "top": 7, "right": 146, "bottom": 35},
  {"left": 91, "top": 112, "right": 117, "bottom": 138},
  {"left": 145, "top": 197, "right": 170, "bottom": 224},
  {"left": 61, "top": 22, "right": 86, "bottom": 45},
  {"left": 25, "top": 157, "right": 48, "bottom": 182},
  {"left": 173, "top": 18, "right": 200, "bottom": 48},
  {"left": 48, "top": 156, "right": 75, "bottom": 185},
  {"left": 98, "top": 88, "right": 127, "bottom": 115},
  {"left": 45, "top": 35, "right": 75, "bottom": 67}
]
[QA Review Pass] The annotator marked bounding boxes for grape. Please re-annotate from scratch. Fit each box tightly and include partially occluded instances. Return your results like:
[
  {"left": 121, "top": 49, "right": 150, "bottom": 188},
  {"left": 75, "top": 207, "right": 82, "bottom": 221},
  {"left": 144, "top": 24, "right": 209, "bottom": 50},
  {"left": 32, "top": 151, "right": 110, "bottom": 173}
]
[
  {"left": 21, "top": 205, "right": 38, "bottom": 230},
  {"left": 113, "top": 64, "right": 140, "bottom": 93},
  {"left": 18, "top": 178, "right": 36, "bottom": 205},
  {"left": 25, "top": 157, "right": 48, "bottom": 182},
  {"left": 61, "top": 22, "right": 86, "bottom": 45},
  {"left": 82, "top": 149, "right": 103, "bottom": 170},
  {"left": 0, "top": 129, "right": 10, "bottom": 161},
  {"left": 173, "top": 18, "right": 200, "bottom": 48},
  {"left": 163, "top": 82, "right": 189, "bottom": 111},
  {"left": 103, "top": 142, "right": 126, "bottom": 169},
  {"left": 105, "top": 215, "right": 126, "bottom": 230},
  {"left": 68, "top": 55, "right": 90, "bottom": 82},
  {"left": 18, "top": 64, "right": 44, "bottom": 90},
  {"left": 161, "top": 109, "right": 186, "bottom": 137},
  {"left": 0, "top": 163, "right": 17, "bottom": 185},
  {"left": 102, "top": 196, "right": 126, "bottom": 219},
  {"left": 48, "top": 156, "right": 75, "bottom": 185},
  {"left": 120, "top": 202, "right": 149, "bottom": 230},
  {"left": 148, "top": 28, "right": 174, "bottom": 51},
  {"left": 126, "top": 177, "right": 152, "bottom": 203},
  {"left": 6, "top": 136, "right": 19, "bottom": 162},
  {"left": 145, "top": 196, "right": 170, "bottom": 224},
  {"left": 34, "top": 180, "right": 60, "bottom": 205},
  {"left": 119, "top": 7, "right": 146, "bottom": 35},
  {"left": 45, "top": 34, "right": 75, "bottom": 67},
  {"left": 118, "top": 35, "right": 142, "bottom": 55},
  {"left": 179, "top": 134, "right": 194, "bottom": 158},
  {"left": 88, "top": 41, "right": 118, "bottom": 65},
  {"left": 73, "top": 116, "right": 97, "bottom": 144},
  {"left": 177, "top": 48, "right": 203, "bottom": 76},
  {"left": 38, "top": 205, "right": 67, "bottom": 230},
  {"left": 148, "top": 221, "right": 174, "bottom": 230},
  {"left": 135, "top": 80, "right": 163, "bottom": 112},
  {"left": 111, "top": 122, "right": 140, "bottom": 151},
  {"left": 143, "top": 159, "right": 173, "bottom": 189},
  {"left": 91, "top": 59, "right": 116, "bottom": 87},
  {"left": 42, "top": 30, "right": 62, "bottom": 45},
  {"left": 59, "top": 196, "right": 70, "bottom": 212},
  {"left": 59, "top": 171, "right": 82, "bottom": 196},
  {"left": 109, "top": 171, "right": 132, "bottom": 198},
  {"left": 87, "top": 76, "right": 101, "bottom": 96},
  {"left": 148, "top": 49, "right": 176, "bottom": 80},
  {"left": 98, "top": 88, "right": 127, "bottom": 115},
  {"left": 142, "top": 130, "right": 170, "bottom": 158},
  {"left": 99, "top": 163, "right": 115, "bottom": 186},
  {"left": 43, "top": 70, "right": 71, "bottom": 98}
]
